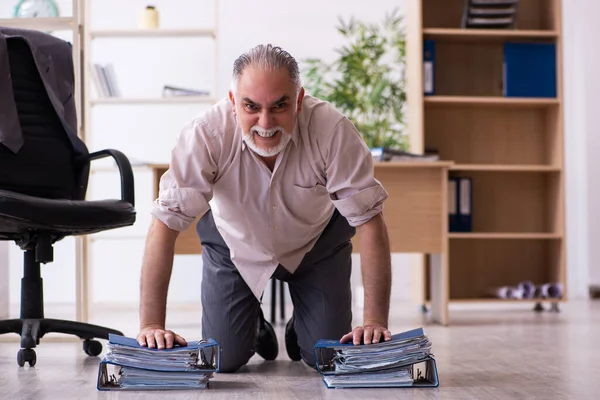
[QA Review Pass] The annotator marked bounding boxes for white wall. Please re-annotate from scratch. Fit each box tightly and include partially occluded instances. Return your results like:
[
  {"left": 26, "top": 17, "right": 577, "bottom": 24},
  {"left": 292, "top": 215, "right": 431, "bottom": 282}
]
[
  {"left": 2, "top": 0, "right": 594, "bottom": 309},
  {"left": 561, "top": 0, "right": 600, "bottom": 297},
  {"left": 577, "top": 0, "right": 600, "bottom": 291}
]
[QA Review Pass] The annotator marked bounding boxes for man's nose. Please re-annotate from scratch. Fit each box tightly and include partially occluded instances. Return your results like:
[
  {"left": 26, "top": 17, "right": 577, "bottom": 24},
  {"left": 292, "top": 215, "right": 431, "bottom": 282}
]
[{"left": 258, "top": 110, "right": 274, "bottom": 129}]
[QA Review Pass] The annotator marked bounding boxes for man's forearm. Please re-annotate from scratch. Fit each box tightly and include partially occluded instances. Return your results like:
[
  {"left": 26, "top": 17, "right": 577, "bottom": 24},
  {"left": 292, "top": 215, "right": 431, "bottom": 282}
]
[
  {"left": 139, "top": 217, "right": 179, "bottom": 329},
  {"left": 358, "top": 212, "right": 392, "bottom": 326}
]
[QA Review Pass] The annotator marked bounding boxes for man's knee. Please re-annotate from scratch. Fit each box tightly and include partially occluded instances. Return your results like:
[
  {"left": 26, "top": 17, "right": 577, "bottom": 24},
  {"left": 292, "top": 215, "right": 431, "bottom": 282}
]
[{"left": 217, "top": 348, "right": 254, "bottom": 373}]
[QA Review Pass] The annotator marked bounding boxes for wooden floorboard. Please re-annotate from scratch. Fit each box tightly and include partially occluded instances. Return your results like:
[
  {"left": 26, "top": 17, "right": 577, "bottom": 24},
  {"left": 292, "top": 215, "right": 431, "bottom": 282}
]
[{"left": 0, "top": 300, "right": 598, "bottom": 399}]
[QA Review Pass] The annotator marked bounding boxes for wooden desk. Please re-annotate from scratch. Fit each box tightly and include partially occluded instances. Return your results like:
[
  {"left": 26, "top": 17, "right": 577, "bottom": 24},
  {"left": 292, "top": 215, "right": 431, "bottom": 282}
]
[{"left": 149, "top": 161, "right": 452, "bottom": 325}]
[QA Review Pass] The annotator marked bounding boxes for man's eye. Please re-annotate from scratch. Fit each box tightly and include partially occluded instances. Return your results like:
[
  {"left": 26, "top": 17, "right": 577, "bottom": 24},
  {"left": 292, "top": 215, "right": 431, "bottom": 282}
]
[
  {"left": 274, "top": 103, "right": 287, "bottom": 109},
  {"left": 244, "top": 104, "right": 257, "bottom": 111}
]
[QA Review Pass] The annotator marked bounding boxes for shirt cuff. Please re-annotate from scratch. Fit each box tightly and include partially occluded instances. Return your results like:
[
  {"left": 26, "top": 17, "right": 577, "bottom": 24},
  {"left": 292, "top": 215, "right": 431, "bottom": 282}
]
[
  {"left": 150, "top": 187, "right": 210, "bottom": 231},
  {"left": 331, "top": 184, "right": 389, "bottom": 227}
]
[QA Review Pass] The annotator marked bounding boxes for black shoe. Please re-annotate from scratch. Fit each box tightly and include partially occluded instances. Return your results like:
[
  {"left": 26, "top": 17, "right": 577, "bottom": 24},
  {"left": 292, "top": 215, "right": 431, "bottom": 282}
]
[
  {"left": 255, "top": 312, "right": 278, "bottom": 361},
  {"left": 285, "top": 316, "right": 302, "bottom": 361}
]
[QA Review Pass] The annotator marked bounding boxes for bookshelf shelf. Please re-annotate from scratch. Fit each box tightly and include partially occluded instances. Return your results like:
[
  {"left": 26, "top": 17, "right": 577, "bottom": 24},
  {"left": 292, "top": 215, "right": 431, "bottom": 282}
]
[
  {"left": 90, "top": 96, "right": 216, "bottom": 105},
  {"left": 0, "top": 17, "right": 75, "bottom": 30},
  {"left": 448, "top": 233, "right": 562, "bottom": 240},
  {"left": 412, "top": 0, "right": 566, "bottom": 312},
  {"left": 424, "top": 96, "right": 559, "bottom": 107},
  {"left": 423, "top": 28, "right": 559, "bottom": 42},
  {"left": 450, "top": 164, "right": 561, "bottom": 172},
  {"left": 442, "top": 298, "right": 562, "bottom": 304},
  {"left": 90, "top": 28, "right": 215, "bottom": 38}
]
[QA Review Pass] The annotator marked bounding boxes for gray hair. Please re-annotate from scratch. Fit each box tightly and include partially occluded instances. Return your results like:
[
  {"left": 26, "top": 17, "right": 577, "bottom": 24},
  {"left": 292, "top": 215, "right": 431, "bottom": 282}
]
[{"left": 230, "top": 44, "right": 302, "bottom": 92}]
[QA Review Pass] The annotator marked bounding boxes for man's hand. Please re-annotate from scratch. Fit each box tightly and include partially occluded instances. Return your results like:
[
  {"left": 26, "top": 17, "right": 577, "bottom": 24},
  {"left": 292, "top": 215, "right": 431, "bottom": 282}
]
[
  {"left": 137, "top": 324, "right": 187, "bottom": 349},
  {"left": 340, "top": 322, "right": 392, "bottom": 345}
]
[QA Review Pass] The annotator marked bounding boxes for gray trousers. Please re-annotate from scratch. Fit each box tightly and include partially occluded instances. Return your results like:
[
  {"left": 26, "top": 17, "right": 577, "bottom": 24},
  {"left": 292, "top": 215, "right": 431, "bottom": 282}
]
[{"left": 196, "top": 209, "right": 355, "bottom": 373}]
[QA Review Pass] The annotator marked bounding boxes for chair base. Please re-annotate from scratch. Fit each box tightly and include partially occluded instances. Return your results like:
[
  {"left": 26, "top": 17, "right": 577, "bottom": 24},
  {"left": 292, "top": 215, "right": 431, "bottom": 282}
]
[
  {"left": 0, "top": 317, "right": 123, "bottom": 366},
  {"left": 0, "top": 244, "right": 124, "bottom": 367}
]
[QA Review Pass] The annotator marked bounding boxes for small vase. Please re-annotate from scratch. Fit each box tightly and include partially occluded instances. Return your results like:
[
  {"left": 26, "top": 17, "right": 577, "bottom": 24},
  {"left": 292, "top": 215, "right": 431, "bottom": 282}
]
[{"left": 139, "top": 5, "right": 159, "bottom": 29}]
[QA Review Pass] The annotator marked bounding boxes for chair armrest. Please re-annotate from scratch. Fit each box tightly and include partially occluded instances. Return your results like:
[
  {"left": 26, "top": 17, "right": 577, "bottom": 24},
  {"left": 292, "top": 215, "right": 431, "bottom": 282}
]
[{"left": 80, "top": 149, "right": 135, "bottom": 206}]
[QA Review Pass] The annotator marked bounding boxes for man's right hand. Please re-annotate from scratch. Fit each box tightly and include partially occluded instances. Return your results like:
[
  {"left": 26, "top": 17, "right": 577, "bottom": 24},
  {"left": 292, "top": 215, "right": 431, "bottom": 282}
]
[{"left": 137, "top": 325, "right": 188, "bottom": 349}]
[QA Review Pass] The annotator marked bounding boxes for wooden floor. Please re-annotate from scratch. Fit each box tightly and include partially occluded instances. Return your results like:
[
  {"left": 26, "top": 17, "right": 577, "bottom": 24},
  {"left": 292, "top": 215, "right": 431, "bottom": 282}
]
[{"left": 0, "top": 299, "right": 598, "bottom": 399}]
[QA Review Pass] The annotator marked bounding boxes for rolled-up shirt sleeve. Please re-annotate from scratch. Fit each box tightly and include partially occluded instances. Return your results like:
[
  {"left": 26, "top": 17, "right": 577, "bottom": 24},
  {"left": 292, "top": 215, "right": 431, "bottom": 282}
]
[
  {"left": 322, "top": 117, "right": 389, "bottom": 226},
  {"left": 150, "top": 118, "right": 220, "bottom": 231}
]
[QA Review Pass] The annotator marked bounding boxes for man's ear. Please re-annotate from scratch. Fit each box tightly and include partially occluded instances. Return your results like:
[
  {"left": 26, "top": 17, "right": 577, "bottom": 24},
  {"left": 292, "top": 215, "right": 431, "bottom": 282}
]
[
  {"left": 228, "top": 90, "right": 236, "bottom": 115},
  {"left": 297, "top": 87, "right": 305, "bottom": 112}
]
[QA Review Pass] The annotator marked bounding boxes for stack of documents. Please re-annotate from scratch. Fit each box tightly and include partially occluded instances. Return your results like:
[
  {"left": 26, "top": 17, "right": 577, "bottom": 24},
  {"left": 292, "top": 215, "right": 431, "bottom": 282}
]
[
  {"left": 313, "top": 327, "right": 439, "bottom": 389},
  {"left": 97, "top": 334, "right": 220, "bottom": 391}
]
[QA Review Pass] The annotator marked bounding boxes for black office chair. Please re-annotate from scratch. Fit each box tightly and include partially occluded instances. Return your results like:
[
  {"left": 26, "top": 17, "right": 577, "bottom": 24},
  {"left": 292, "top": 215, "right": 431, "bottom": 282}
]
[{"left": 0, "top": 36, "right": 136, "bottom": 366}]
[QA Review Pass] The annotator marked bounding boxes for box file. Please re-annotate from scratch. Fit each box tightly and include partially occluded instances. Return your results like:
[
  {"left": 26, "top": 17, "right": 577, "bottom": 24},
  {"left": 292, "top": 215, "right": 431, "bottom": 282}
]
[
  {"left": 97, "top": 334, "right": 221, "bottom": 391},
  {"left": 503, "top": 42, "right": 557, "bottom": 98}
]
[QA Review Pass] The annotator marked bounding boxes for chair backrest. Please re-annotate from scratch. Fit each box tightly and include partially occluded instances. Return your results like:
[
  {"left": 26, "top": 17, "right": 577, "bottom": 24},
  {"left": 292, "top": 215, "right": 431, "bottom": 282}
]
[{"left": 0, "top": 36, "right": 87, "bottom": 200}]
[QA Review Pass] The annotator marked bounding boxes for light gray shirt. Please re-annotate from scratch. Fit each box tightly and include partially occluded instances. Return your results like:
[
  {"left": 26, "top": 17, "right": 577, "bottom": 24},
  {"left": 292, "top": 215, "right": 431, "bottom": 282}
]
[{"left": 151, "top": 95, "right": 388, "bottom": 299}]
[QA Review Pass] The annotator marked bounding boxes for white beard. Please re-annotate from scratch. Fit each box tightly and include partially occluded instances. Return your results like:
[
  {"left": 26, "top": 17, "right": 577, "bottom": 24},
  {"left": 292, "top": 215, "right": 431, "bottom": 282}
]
[{"left": 243, "top": 125, "right": 292, "bottom": 157}]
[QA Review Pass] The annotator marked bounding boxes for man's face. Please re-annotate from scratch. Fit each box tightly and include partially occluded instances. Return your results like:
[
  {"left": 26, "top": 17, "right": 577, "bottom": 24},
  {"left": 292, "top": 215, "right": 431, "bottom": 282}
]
[{"left": 229, "top": 66, "right": 304, "bottom": 158}]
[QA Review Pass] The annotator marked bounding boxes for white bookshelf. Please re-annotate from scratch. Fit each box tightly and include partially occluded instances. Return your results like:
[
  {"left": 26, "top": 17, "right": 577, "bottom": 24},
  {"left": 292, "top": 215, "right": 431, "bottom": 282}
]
[{"left": 82, "top": 0, "right": 220, "bottom": 107}]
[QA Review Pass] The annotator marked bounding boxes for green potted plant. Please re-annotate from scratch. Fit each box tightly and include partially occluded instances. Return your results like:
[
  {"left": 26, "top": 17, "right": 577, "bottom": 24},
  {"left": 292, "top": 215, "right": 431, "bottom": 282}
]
[{"left": 302, "top": 8, "right": 408, "bottom": 151}]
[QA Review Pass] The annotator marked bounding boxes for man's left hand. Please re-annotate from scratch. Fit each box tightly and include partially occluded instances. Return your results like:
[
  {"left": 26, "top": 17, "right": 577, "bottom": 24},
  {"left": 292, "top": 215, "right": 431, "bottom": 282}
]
[{"left": 340, "top": 323, "right": 392, "bottom": 345}]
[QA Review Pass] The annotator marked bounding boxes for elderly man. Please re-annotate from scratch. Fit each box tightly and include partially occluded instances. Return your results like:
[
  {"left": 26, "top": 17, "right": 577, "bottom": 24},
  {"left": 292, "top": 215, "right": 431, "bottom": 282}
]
[{"left": 136, "top": 44, "right": 393, "bottom": 372}]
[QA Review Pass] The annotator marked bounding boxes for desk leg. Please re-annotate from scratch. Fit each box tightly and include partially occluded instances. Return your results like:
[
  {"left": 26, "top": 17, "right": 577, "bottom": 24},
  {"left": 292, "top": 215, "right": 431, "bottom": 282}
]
[{"left": 429, "top": 253, "right": 449, "bottom": 326}]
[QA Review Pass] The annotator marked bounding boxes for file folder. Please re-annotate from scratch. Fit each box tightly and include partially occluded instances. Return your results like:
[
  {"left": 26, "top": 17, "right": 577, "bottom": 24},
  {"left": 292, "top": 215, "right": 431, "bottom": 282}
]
[
  {"left": 458, "top": 177, "right": 472, "bottom": 232},
  {"left": 97, "top": 334, "right": 221, "bottom": 391},
  {"left": 448, "top": 177, "right": 459, "bottom": 232},
  {"left": 312, "top": 327, "right": 439, "bottom": 388},
  {"left": 423, "top": 40, "right": 435, "bottom": 95}
]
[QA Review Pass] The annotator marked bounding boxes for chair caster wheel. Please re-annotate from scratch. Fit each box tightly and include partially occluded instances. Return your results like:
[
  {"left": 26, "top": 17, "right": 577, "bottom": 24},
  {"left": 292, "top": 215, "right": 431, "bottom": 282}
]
[
  {"left": 83, "top": 339, "right": 103, "bottom": 357},
  {"left": 17, "top": 348, "right": 36, "bottom": 367}
]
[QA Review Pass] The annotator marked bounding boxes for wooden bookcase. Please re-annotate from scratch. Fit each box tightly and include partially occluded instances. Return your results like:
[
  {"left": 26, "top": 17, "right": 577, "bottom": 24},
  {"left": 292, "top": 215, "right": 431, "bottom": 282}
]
[{"left": 406, "top": 0, "right": 565, "bottom": 308}]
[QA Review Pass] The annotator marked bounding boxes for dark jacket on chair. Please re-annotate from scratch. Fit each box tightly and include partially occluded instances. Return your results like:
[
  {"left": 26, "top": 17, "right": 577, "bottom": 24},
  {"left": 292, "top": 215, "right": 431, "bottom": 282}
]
[
  {"left": 0, "top": 27, "right": 89, "bottom": 200},
  {"left": 0, "top": 26, "right": 86, "bottom": 156}
]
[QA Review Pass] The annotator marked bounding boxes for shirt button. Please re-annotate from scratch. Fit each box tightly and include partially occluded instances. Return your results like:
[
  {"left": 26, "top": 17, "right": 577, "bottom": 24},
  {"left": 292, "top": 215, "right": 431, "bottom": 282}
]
[
  {"left": 274, "top": 225, "right": 279, "bottom": 230},
  {"left": 272, "top": 205, "right": 277, "bottom": 210}
]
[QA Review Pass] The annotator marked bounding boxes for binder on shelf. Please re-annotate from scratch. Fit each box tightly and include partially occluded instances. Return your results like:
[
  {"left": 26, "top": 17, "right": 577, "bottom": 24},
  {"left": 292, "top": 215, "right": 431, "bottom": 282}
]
[
  {"left": 97, "top": 334, "right": 220, "bottom": 391},
  {"left": 448, "top": 177, "right": 459, "bottom": 232},
  {"left": 458, "top": 177, "right": 472, "bottom": 232},
  {"left": 423, "top": 40, "right": 435, "bottom": 96},
  {"left": 312, "top": 327, "right": 439, "bottom": 389},
  {"left": 503, "top": 42, "right": 557, "bottom": 98}
]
